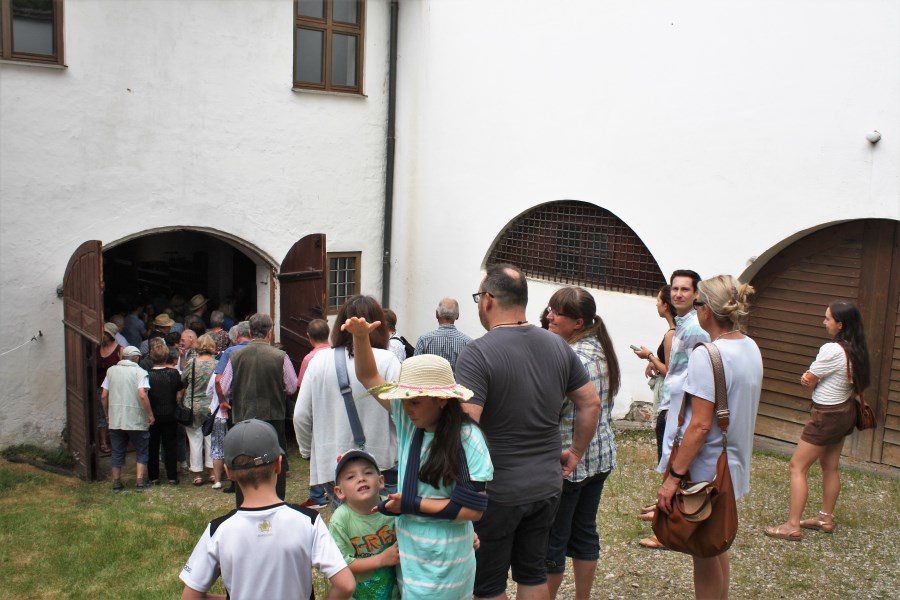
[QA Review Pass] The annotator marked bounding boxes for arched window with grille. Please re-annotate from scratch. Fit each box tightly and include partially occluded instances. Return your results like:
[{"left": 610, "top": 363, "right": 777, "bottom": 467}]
[{"left": 487, "top": 200, "right": 665, "bottom": 296}]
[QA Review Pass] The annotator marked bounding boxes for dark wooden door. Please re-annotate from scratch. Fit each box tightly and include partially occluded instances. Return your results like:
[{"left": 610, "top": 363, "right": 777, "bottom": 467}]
[
  {"left": 748, "top": 220, "right": 900, "bottom": 465},
  {"left": 63, "top": 240, "right": 103, "bottom": 480},
  {"left": 278, "top": 234, "right": 327, "bottom": 371}
]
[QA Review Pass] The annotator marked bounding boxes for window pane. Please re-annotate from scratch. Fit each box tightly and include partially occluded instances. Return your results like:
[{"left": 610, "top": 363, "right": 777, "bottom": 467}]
[
  {"left": 333, "top": 0, "right": 359, "bottom": 24},
  {"left": 297, "top": 0, "right": 325, "bottom": 19},
  {"left": 295, "top": 28, "right": 324, "bottom": 83},
  {"left": 331, "top": 33, "right": 357, "bottom": 87},
  {"left": 12, "top": 0, "right": 55, "bottom": 56}
]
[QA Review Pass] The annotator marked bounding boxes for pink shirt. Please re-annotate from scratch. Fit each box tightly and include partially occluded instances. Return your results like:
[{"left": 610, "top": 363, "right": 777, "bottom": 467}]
[{"left": 298, "top": 342, "right": 330, "bottom": 385}]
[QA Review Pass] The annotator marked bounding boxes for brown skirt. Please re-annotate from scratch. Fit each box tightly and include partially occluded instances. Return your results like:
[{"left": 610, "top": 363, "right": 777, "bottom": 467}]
[{"left": 800, "top": 398, "right": 856, "bottom": 446}]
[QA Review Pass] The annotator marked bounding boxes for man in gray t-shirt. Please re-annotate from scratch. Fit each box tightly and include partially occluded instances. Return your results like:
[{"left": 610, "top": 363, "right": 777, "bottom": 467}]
[{"left": 456, "top": 264, "right": 600, "bottom": 600}]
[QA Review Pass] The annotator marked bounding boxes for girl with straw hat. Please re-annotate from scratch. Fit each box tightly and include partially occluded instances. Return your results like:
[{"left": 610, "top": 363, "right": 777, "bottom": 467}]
[{"left": 342, "top": 316, "right": 493, "bottom": 600}]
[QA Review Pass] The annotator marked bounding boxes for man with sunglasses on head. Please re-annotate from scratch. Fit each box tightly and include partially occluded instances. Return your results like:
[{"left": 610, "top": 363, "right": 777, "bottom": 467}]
[
  {"left": 656, "top": 270, "right": 710, "bottom": 473},
  {"left": 455, "top": 263, "right": 600, "bottom": 600}
]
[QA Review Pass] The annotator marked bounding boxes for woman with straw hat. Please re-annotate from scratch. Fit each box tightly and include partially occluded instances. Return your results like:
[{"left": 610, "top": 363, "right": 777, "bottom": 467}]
[{"left": 343, "top": 316, "right": 493, "bottom": 600}]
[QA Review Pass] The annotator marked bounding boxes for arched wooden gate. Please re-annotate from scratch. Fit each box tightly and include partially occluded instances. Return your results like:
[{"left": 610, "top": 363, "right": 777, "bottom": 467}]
[{"left": 747, "top": 219, "right": 900, "bottom": 466}]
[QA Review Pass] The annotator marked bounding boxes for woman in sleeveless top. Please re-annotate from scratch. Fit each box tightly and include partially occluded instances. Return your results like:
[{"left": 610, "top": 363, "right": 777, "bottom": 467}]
[
  {"left": 96, "top": 323, "right": 123, "bottom": 454},
  {"left": 765, "top": 301, "right": 870, "bottom": 540}
]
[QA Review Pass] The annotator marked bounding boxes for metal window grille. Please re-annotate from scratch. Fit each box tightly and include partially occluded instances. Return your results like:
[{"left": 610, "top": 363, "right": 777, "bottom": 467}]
[
  {"left": 488, "top": 201, "right": 665, "bottom": 296},
  {"left": 328, "top": 255, "right": 358, "bottom": 310}
]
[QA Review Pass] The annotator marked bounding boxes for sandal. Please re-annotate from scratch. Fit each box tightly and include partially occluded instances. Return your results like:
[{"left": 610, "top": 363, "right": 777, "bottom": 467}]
[
  {"left": 99, "top": 442, "right": 111, "bottom": 454},
  {"left": 638, "top": 510, "right": 655, "bottom": 521},
  {"left": 639, "top": 535, "right": 668, "bottom": 550},
  {"left": 640, "top": 502, "right": 657, "bottom": 513},
  {"left": 764, "top": 525, "right": 802, "bottom": 541},
  {"left": 800, "top": 511, "right": 835, "bottom": 533},
  {"left": 192, "top": 477, "right": 204, "bottom": 486}
]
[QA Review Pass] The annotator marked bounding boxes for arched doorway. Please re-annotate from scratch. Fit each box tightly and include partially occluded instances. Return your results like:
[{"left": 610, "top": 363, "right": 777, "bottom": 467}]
[
  {"left": 746, "top": 219, "right": 900, "bottom": 466},
  {"left": 63, "top": 229, "right": 326, "bottom": 480}
]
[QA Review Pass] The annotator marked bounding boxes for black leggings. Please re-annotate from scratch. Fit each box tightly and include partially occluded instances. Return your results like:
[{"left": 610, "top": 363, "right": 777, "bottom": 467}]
[
  {"left": 655, "top": 409, "right": 668, "bottom": 463},
  {"left": 148, "top": 420, "right": 178, "bottom": 482}
]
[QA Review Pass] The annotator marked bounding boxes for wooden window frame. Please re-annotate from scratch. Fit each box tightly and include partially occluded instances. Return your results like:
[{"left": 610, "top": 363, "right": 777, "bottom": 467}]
[
  {"left": 293, "top": 0, "right": 365, "bottom": 94},
  {"left": 0, "top": 0, "right": 65, "bottom": 66},
  {"left": 327, "top": 251, "right": 361, "bottom": 314}
]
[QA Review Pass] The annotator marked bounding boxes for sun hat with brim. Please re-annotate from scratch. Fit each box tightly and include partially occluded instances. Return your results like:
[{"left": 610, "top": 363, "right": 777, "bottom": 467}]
[
  {"left": 224, "top": 419, "right": 285, "bottom": 470},
  {"left": 188, "top": 294, "right": 208, "bottom": 312},
  {"left": 373, "top": 354, "right": 474, "bottom": 401},
  {"left": 103, "top": 322, "right": 118, "bottom": 339},
  {"left": 122, "top": 346, "right": 142, "bottom": 358},
  {"left": 153, "top": 314, "right": 175, "bottom": 327}
]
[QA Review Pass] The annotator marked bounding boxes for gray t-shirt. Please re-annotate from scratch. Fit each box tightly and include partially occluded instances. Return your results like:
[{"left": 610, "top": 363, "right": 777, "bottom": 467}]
[{"left": 455, "top": 325, "right": 590, "bottom": 504}]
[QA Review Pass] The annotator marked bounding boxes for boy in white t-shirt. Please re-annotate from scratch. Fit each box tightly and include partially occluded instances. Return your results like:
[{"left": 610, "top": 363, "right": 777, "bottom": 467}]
[
  {"left": 179, "top": 419, "right": 355, "bottom": 599},
  {"left": 329, "top": 450, "right": 400, "bottom": 599}
]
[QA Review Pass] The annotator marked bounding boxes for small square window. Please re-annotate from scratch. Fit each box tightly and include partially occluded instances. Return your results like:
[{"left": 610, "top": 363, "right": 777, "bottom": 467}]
[
  {"left": 1, "top": 0, "right": 65, "bottom": 66},
  {"left": 327, "top": 251, "right": 361, "bottom": 313}
]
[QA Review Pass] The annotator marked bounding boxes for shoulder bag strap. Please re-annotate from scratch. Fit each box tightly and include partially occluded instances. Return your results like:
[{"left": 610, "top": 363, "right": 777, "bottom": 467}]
[
  {"left": 334, "top": 348, "right": 366, "bottom": 449},
  {"left": 841, "top": 345, "right": 860, "bottom": 395},
  {"left": 700, "top": 341, "right": 729, "bottom": 443}
]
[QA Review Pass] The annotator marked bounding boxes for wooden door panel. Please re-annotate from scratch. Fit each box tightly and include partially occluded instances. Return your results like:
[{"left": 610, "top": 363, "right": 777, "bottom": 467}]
[
  {"left": 63, "top": 240, "right": 103, "bottom": 480},
  {"left": 278, "top": 234, "right": 327, "bottom": 371}
]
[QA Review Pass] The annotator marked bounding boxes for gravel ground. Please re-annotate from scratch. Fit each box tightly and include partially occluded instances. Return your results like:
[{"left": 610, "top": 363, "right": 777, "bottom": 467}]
[{"left": 540, "top": 427, "right": 899, "bottom": 599}]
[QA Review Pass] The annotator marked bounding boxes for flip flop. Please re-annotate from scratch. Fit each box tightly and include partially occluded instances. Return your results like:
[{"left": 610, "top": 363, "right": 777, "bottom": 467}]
[
  {"left": 764, "top": 525, "right": 802, "bottom": 541},
  {"left": 640, "top": 503, "right": 657, "bottom": 513},
  {"left": 638, "top": 510, "right": 655, "bottom": 521},
  {"left": 639, "top": 535, "right": 668, "bottom": 550},
  {"left": 193, "top": 477, "right": 204, "bottom": 486}
]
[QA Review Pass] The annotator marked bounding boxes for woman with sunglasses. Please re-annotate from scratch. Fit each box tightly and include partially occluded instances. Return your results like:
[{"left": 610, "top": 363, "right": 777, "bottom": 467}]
[
  {"left": 544, "top": 287, "right": 620, "bottom": 600},
  {"left": 656, "top": 275, "right": 762, "bottom": 600},
  {"left": 765, "top": 301, "right": 870, "bottom": 541}
]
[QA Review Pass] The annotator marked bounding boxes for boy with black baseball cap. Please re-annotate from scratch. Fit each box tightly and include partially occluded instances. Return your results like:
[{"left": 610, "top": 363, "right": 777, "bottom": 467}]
[{"left": 179, "top": 419, "right": 355, "bottom": 599}]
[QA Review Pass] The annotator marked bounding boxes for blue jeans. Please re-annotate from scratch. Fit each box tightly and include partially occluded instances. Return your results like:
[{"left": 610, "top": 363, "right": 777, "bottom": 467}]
[
  {"left": 309, "top": 484, "right": 328, "bottom": 504},
  {"left": 546, "top": 471, "right": 611, "bottom": 573}
]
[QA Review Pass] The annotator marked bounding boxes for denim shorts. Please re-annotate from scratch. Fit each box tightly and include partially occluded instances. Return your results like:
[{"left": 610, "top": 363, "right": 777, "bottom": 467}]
[
  {"left": 108, "top": 429, "right": 150, "bottom": 468},
  {"left": 473, "top": 494, "right": 561, "bottom": 597},
  {"left": 546, "top": 471, "right": 611, "bottom": 573}
]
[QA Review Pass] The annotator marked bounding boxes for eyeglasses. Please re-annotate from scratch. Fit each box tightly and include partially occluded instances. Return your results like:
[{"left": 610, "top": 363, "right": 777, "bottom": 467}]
[
  {"left": 547, "top": 306, "right": 570, "bottom": 319},
  {"left": 472, "top": 291, "right": 491, "bottom": 303},
  {"left": 692, "top": 300, "right": 706, "bottom": 310}
]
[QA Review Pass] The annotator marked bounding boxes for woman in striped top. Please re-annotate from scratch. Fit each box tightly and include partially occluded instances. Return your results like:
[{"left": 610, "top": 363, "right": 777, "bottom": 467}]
[{"left": 765, "top": 301, "right": 871, "bottom": 540}]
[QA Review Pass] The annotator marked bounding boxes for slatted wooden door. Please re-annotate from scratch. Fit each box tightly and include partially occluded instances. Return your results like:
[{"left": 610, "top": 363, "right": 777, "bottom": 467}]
[
  {"left": 278, "top": 234, "right": 327, "bottom": 371},
  {"left": 748, "top": 220, "right": 900, "bottom": 465},
  {"left": 63, "top": 240, "right": 104, "bottom": 480}
]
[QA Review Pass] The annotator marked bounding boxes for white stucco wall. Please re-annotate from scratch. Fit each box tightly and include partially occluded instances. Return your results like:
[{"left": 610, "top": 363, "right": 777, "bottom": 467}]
[
  {"left": 389, "top": 0, "right": 900, "bottom": 417},
  {"left": 0, "top": 0, "right": 392, "bottom": 447}
]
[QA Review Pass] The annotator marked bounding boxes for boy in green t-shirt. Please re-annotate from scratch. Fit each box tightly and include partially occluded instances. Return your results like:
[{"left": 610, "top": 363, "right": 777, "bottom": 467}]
[{"left": 329, "top": 450, "right": 400, "bottom": 600}]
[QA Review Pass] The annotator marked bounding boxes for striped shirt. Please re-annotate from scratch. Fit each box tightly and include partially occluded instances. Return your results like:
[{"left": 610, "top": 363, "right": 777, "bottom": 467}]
[
  {"left": 560, "top": 335, "right": 616, "bottom": 481},
  {"left": 809, "top": 342, "right": 853, "bottom": 406},
  {"left": 413, "top": 324, "right": 472, "bottom": 371},
  {"left": 660, "top": 309, "right": 709, "bottom": 412}
]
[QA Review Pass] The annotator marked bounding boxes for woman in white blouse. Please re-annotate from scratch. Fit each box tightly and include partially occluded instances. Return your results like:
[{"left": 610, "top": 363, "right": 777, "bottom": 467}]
[{"left": 765, "top": 301, "right": 871, "bottom": 541}]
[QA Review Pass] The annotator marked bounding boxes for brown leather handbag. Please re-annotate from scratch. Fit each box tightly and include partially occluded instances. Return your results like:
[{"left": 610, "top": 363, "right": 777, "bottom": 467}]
[
  {"left": 652, "top": 342, "right": 738, "bottom": 558},
  {"left": 844, "top": 350, "right": 876, "bottom": 431}
]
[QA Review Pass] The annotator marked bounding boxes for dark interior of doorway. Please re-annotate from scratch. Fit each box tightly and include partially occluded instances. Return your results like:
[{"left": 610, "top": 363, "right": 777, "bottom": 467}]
[{"left": 102, "top": 231, "right": 257, "bottom": 320}]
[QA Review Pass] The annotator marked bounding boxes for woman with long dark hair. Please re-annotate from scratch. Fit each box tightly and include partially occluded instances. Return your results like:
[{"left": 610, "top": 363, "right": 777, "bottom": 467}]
[
  {"left": 343, "top": 316, "right": 493, "bottom": 599},
  {"left": 765, "top": 301, "right": 870, "bottom": 540},
  {"left": 543, "top": 286, "right": 620, "bottom": 600}
]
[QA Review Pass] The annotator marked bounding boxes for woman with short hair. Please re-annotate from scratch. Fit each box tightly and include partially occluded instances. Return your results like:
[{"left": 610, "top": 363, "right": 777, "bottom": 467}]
[
  {"left": 765, "top": 301, "right": 870, "bottom": 540},
  {"left": 656, "top": 275, "right": 763, "bottom": 599},
  {"left": 182, "top": 333, "right": 219, "bottom": 485}
]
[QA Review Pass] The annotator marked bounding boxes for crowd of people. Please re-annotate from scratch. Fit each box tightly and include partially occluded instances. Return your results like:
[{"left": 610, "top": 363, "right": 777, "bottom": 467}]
[{"left": 94, "top": 268, "right": 871, "bottom": 600}]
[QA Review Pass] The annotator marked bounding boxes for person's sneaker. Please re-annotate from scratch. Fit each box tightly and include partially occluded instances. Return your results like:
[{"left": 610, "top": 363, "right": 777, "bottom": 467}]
[
  {"left": 112, "top": 480, "right": 124, "bottom": 493},
  {"left": 299, "top": 498, "right": 327, "bottom": 510},
  {"left": 210, "top": 481, "right": 223, "bottom": 489},
  {"left": 222, "top": 484, "right": 236, "bottom": 494},
  {"left": 135, "top": 480, "right": 150, "bottom": 492}
]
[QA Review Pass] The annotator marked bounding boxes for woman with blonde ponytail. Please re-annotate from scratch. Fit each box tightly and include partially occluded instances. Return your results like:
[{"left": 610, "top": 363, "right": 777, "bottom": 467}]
[{"left": 656, "top": 275, "right": 763, "bottom": 599}]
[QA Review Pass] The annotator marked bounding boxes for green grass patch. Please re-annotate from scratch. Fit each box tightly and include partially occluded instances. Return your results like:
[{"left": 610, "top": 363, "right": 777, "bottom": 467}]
[{"left": 0, "top": 432, "right": 897, "bottom": 599}]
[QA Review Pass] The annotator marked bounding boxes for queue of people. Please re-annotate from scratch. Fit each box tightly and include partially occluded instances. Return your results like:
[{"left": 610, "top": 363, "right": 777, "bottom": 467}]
[{"left": 97, "top": 268, "right": 870, "bottom": 599}]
